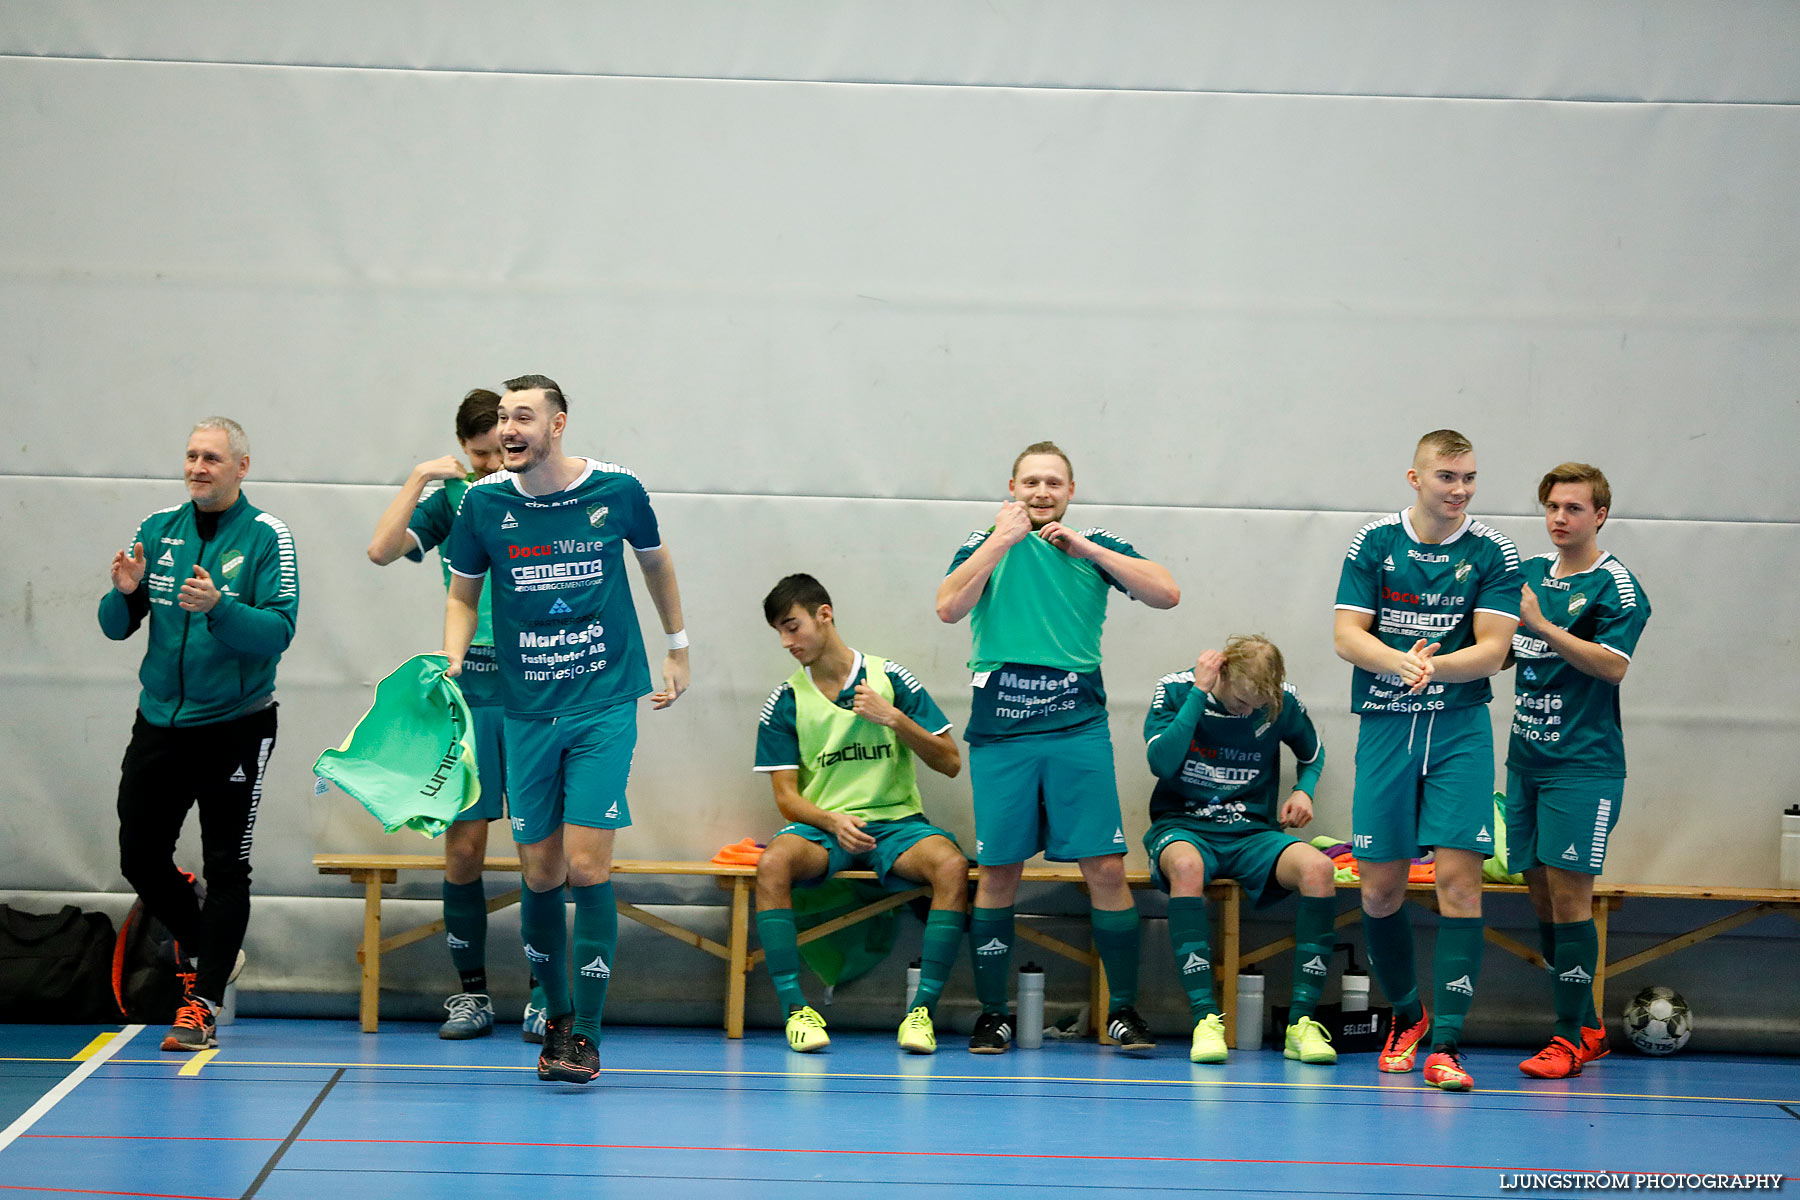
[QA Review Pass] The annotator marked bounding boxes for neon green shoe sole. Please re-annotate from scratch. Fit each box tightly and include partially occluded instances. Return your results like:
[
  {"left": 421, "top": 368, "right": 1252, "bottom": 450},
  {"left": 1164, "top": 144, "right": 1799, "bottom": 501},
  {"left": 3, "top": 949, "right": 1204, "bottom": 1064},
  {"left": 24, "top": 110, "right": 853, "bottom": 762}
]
[
  {"left": 785, "top": 1005, "right": 830, "bottom": 1053},
  {"left": 1283, "top": 1016, "right": 1338, "bottom": 1065}
]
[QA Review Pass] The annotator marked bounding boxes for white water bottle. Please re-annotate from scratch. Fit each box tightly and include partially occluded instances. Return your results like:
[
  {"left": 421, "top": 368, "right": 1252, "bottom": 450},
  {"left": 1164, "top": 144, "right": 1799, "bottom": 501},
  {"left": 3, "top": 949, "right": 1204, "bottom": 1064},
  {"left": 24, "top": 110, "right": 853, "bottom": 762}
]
[
  {"left": 1341, "top": 971, "right": 1370, "bottom": 1013},
  {"left": 904, "top": 959, "right": 921, "bottom": 1011},
  {"left": 1782, "top": 805, "right": 1800, "bottom": 886},
  {"left": 1016, "top": 963, "right": 1045, "bottom": 1049},
  {"left": 1235, "top": 970, "right": 1264, "bottom": 1050}
]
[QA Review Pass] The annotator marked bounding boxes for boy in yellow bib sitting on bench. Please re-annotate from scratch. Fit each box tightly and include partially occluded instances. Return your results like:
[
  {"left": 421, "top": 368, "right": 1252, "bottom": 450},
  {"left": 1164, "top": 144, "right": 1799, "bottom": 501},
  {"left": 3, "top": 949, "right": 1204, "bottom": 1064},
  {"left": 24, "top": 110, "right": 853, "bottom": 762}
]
[{"left": 753, "top": 574, "right": 968, "bottom": 1054}]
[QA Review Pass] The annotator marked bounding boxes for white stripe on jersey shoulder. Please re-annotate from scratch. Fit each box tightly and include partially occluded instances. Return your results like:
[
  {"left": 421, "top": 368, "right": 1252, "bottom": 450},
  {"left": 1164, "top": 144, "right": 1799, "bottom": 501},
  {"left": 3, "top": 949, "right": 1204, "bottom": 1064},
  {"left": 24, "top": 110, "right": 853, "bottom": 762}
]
[
  {"left": 758, "top": 681, "right": 793, "bottom": 723},
  {"left": 1281, "top": 681, "right": 1299, "bottom": 695},
  {"left": 588, "top": 459, "right": 641, "bottom": 482},
  {"left": 420, "top": 480, "right": 445, "bottom": 500},
  {"left": 1151, "top": 668, "right": 1195, "bottom": 707},
  {"left": 1469, "top": 519, "right": 1522, "bottom": 569},
  {"left": 883, "top": 659, "right": 925, "bottom": 693},
  {"left": 134, "top": 504, "right": 184, "bottom": 542},
  {"left": 1345, "top": 513, "right": 1402, "bottom": 560},
  {"left": 960, "top": 529, "right": 991, "bottom": 549},
  {"left": 1600, "top": 557, "right": 1639, "bottom": 607},
  {"left": 1080, "top": 526, "right": 1117, "bottom": 539}
]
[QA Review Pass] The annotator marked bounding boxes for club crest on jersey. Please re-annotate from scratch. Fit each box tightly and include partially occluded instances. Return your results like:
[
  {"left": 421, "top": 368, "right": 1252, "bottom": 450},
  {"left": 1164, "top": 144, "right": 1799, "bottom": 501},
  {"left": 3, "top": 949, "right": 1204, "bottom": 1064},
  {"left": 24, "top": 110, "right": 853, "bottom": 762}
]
[
  {"left": 549, "top": 598, "right": 572, "bottom": 615},
  {"left": 1567, "top": 593, "right": 1588, "bottom": 617},
  {"left": 500, "top": 511, "right": 519, "bottom": 529},
  {"left": 221, "top": 549, "right": 245, "bottom": 578},
  {"left": 587, "top": 504, "right": 608, "bottom": 528},
  {"left": 1454, "top": 561, "right": 1472, "bottom": 582}
]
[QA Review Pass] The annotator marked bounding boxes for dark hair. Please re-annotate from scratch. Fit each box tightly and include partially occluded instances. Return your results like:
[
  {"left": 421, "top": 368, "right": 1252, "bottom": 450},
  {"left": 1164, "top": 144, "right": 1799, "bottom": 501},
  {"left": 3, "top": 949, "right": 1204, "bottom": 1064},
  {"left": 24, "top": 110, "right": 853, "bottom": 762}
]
[
  {"left": 1538, "top": 462, "right": 1612, "bottom": 529},
  {"left": 763, "top": 574, "right": 833, "bottom": 625},
  {"left": 455, "top": 389, "right": 500, "bottom": 442},
  {"left": 502, "top": 374, "right": 567, "bottom": 414}
]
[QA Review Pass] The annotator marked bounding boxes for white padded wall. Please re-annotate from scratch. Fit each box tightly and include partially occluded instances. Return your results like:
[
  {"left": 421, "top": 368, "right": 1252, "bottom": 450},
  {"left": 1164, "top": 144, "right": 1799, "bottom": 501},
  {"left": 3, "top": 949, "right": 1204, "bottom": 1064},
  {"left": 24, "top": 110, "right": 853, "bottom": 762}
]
[{"left": 2, "top": 5, "right": 1796, "bottom": 1002}]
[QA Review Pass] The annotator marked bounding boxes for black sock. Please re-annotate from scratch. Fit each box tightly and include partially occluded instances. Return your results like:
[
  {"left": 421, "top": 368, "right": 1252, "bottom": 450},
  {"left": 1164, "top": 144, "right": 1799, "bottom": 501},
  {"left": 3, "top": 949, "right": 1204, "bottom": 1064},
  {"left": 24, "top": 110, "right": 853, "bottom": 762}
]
[{"left": 459, "top": 969, "right": 489, "bottom": 994}]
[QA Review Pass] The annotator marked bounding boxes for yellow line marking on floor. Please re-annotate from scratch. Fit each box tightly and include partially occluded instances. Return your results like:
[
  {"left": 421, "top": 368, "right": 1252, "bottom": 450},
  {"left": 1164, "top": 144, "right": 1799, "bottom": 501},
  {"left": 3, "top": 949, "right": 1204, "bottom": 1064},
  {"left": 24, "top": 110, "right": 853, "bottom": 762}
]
[
  {"left": 178, "top": 1049, "right": 220, "bottom": 1076},
  {"left": 5, "top": 1055, "right": 1789, "bottom": 1107},
  {"left": 69, "top": 1033, "right": 117, "bottom": 1062}
]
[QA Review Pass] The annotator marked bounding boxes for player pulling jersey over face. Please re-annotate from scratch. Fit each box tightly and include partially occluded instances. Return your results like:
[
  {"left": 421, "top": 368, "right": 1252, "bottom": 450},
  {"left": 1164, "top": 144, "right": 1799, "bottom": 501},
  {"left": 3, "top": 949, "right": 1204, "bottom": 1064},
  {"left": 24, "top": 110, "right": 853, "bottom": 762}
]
[
  {"left": 1507, "top": 464, "right": 1651, "bottom": 1082},
  {"left": 936, "top": 442, "right": 1181, "bottom": 1055}
]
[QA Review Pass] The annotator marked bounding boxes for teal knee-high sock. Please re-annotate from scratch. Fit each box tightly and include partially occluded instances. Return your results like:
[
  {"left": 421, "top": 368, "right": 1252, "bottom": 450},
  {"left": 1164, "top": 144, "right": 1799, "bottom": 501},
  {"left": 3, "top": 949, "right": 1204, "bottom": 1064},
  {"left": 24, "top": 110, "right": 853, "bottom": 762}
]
[
  {"left": 1166, "top": 896, "right": 1217, "bottom": 1020},
  {"left": 1289, "top": 896, "right": 1338, "bottom": 1020},
  {"left": 519, "top": 882, "right": 570, "bottom": 1017},
  {"left": 1431, "top": 915, "right": 1484, "bottom": 1051},
  {"left": 911, "top": 910, "right": 965, "bottom": 1014},
  {"left": 1552, "top": 919, "right": 1599, "bottom": 1042},
  {"left": 1091, "top": 905, "right": 1141, "bottom": 1010},
  {"left": 569, "top": 882, "right": 617, "bottom": 1040},
  {"left": 968, "top": 906, "right": 1014, "bottom": 1014},
  {"left": 755, "top": 908, "right": 808, "bottom": 1010},
  {"left": 442, "top": 879, "right": 488, "bottom": 989},
  {"left": 1361, "top": 908, "right": 1422, "bottom": 1025}
]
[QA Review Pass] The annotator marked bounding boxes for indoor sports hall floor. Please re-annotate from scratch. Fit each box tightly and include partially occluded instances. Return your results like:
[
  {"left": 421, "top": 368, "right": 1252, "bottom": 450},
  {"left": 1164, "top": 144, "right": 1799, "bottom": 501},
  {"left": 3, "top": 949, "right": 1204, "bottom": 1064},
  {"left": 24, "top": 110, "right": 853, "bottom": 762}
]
[{"left": 1, "top": 1020, "right": 1795, "bottom": 1198}]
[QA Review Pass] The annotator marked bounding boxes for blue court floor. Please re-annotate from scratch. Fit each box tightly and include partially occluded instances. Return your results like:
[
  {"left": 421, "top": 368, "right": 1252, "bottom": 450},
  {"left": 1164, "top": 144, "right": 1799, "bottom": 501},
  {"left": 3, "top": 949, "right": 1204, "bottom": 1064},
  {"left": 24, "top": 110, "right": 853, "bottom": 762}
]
[{"left": 1, "top": 1020, "right": 1795, "bottom": 1198}]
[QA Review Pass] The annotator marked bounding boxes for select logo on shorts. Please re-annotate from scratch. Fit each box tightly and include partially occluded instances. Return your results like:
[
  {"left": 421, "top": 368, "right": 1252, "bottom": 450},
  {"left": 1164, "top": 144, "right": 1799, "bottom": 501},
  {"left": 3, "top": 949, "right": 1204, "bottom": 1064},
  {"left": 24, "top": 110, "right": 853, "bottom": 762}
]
[
  {"left": 579, "top": 955, "right": 611, "bottom": 979},
  {"left": 1446, "top": 974, "right": 1474, "bottom": 996},
  {"left": 1562, "top": 844, "right": 1580, "bottom": 862},
  {"left": 1113, "top": 827, "right": 1125, "bottom": 844},
  {"left": 230, "top": 764, "right": 247, "bottom": 782},
  {"left": 220, "top": 549, "right": 245, "bottom": 579},
  {"left": 1476, "top": 826, "right": 1492, "bottom": 845},
  {"left": 975, "top": 938, "right": 1009, "bottom": 956},
  {"left": 524, "top": 943, "right": 550, "bottom": 964},
  {"left": 604, "top": 800, "right": 620, "bottom": 819},
  {"left": 1302, "top": 955, "right": 1329, "bottom": 976},
  {"left": 1181, "top": 952, "right": 1210, "bottom": 975}
]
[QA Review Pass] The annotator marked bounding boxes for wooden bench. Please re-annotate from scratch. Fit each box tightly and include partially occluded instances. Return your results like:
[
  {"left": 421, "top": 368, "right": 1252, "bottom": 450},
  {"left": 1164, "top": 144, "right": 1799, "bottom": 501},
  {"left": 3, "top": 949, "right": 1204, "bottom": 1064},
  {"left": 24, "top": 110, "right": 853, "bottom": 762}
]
[{"left": 314, "top": 854, "right": 1800, "bottom": 1045}]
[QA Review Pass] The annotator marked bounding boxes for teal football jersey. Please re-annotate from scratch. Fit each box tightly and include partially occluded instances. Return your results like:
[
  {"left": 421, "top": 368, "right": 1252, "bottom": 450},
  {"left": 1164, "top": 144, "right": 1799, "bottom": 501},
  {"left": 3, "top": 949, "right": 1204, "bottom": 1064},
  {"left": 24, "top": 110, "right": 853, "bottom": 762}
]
[
  {"left": 1143, "top": 670, "right": 1323, "bottom": 829},
  {"left": 445, "top": 459, "right": 661, "bottom": 717},
  {"left": 1508, "top": 552, "right": 1651, "bottom": 776},
  {"left": 1335, "top": 511, "right": 1521, "bottom": 714}
]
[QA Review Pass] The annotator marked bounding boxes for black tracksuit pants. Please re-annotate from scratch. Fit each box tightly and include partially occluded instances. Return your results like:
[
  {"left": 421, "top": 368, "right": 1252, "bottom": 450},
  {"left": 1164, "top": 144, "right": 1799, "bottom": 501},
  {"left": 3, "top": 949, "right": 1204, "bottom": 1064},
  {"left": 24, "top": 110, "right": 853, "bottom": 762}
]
[{"left": 116, "top": 704, "right": 278, "bottom": 1004}]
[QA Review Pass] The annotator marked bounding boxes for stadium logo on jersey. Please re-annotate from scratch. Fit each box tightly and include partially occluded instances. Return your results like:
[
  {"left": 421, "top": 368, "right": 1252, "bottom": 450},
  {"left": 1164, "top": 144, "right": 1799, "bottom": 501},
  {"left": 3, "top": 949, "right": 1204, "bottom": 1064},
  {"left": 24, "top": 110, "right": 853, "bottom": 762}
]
[
  {"left": 976, "top": 938, "right": 1009, "bottom": 956},
  {"left": 523, "top": 943, "right": 550, "bottom": 964},
  {"left": 1476, "top": 826, "right": 1492, "bottom": 844},
  {"left": 1446, "top": 974, "right": 1474, "bottom": 996},
  {"left": 1302, "top": 955, "right": 1329, "bottom": 976},
  {"left": 1559, "top": 964, "right": 1593, "bottom": 983},
  {"left": 157, "top": 549, "right": 175, "bottom": 566},
  {"left": 1407, "top": 549, "right": 1449, "bottom": 564},
  {"left": 1455, "top": 561, "right": 1472, "bottom": 582},
  {"left": 501, "top": 511, "right": 519, "bottom": 529},
  {"left": 587, "top": 504, "right": 608, "bottom": 528},
  {"left": 1383, "top": 555, "right": 1396, "bottom": 571},
  {"left": 221, "top": 549, "right": 245, "bottom": 578},
  {"left": 230, "top": 765, "right": 247, "bottom": 782},
  {"left": 1182, "top": 953, "right": 1210, "bottom": 974},
  {"left": 1562, "top": 844, "right": 1580, "bottom": 862},
  {"left": 549, "top": 598, "right": 572, "bottom": 615},
  {"left": 817, "top": 743, "right": 894, "bottom": 769},
  {"left": 445, "top": 933, "right": 469, "bottom": 949},
  {"left": 1567, "top": 593, "right": 1588, "bottom": 617},
  {"left": 579, "top": 955, "right": 611, "bottom": 979}
]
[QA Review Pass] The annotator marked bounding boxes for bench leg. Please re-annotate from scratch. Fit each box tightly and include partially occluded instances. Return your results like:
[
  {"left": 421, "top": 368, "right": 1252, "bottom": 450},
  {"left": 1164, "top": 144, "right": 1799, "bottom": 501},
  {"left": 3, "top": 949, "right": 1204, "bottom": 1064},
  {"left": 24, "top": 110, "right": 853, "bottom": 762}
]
[
  {"left": 1092, "top": 948, "right": 1112, "bottom": 1044},
  {"left": 358, "top": 871, "right": 382, "bottom": 1034},
  {"left": 1219, "top": 887, "right": 1242, "bottom": 1048},
  {"left": 725, "top": 877, "right": 749, "bottom": 1039},
  {"left": 1592, "top": 895, "right": 1612, "bottom": 1022}
]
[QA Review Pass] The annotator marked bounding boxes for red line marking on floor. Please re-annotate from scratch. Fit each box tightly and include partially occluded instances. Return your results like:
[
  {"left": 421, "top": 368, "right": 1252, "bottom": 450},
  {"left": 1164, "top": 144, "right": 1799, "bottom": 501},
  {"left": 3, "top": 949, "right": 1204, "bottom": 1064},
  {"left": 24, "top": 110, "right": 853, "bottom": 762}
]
[{"left": 0, "top": 1186, "right": 234, "bottom": 1200}]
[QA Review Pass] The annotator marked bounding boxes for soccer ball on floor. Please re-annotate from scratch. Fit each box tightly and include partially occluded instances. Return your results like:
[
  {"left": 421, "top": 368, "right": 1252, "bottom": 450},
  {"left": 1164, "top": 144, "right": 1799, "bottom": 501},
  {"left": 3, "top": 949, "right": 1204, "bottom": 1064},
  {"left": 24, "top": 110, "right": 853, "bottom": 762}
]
[{"left": 1622, "top": 986, "right": 1692, "bottom": 1055}]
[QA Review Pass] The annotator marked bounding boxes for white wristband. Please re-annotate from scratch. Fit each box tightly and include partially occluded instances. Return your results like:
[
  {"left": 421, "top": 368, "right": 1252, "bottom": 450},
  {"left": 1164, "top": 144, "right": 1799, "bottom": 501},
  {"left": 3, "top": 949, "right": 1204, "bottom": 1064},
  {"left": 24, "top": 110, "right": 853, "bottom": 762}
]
[{"left": 666, "top": 629, "right": 689, "bottom": 650}]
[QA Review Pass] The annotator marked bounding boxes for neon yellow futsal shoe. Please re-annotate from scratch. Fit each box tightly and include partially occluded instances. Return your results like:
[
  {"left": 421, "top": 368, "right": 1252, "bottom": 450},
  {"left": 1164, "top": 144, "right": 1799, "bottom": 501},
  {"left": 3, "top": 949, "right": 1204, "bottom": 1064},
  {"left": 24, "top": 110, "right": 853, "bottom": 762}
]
[
  {"left": 897, "top": 1005, "right": 937, "bottom": 1054},
  {"left": 1283, "top": 1015, "right": 1339, "bottom": 1065},
  {"left": 785, "top": 1005, "right": 830, "bottom": 1053},
  {"left": 1188, "top": 1013, "right": 1228, "bottom": 1064}
]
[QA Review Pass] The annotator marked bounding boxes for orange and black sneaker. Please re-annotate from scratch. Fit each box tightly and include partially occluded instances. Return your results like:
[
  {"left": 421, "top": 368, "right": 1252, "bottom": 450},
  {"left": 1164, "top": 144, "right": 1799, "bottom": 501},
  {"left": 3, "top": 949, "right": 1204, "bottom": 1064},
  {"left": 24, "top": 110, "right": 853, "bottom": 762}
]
[
  {"left": 1576, "top": 1025, "right": 1610, "bottom": 1064},
  {"left": 1423, "top": 1048, "right": 1475, "bottom": 1091},
  {"left": 536, "top": 1015, "right": 571, "bottom": 1081},
  {"left": 1519, "top": 1036, "right": 1582, "bottom": 1079},
  {"left": 1378, "top": 1007, "right": 1431, "bottom": 1073},
  {"left": 162, "top": 997, "right": 217, "bottom": 1051}
]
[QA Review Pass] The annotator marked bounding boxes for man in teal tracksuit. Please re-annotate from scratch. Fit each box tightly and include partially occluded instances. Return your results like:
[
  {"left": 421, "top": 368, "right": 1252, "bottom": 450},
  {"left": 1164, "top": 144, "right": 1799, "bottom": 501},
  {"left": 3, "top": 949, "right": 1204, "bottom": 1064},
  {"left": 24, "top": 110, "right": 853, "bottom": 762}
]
[{"left": 99, "top": 417, "right": 299, "bottom": 1053}]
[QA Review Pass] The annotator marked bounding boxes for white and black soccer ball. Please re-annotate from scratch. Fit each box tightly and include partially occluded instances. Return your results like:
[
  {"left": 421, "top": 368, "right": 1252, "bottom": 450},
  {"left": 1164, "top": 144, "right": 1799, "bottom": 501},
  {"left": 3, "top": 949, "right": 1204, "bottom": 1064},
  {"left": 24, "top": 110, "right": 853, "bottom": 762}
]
[{"left": 1622, "top": 986, "right": 1692, "bottom": 1055}]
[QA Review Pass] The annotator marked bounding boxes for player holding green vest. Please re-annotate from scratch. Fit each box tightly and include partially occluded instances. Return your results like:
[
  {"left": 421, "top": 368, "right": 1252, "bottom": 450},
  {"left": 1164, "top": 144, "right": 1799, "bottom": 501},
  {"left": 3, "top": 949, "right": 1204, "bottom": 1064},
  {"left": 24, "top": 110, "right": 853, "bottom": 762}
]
[
  {"left": 1333, "top": 429, "right": 1520, "bottom": 1092},
  {"left": 1142, "top": 636, "right": 1338, "bottom": 1066},
  {"left": 937, "top": 442, "right": 1180, "bottom": 1054},
  {"left": 367, "top": 388, "right": 548, "bottom": 1041},
  {"left": 754, "top": 575, "right": 967, "bottom": 1054},
  {"left": 1509, "top": 463, "right": 1651, "bottom": 1080}
]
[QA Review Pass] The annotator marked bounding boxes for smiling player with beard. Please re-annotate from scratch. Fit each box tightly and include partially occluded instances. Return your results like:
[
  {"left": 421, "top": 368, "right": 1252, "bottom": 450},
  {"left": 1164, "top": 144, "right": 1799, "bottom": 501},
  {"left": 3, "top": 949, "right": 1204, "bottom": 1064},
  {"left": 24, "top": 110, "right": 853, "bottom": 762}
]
[{"left": 443, "top": 374, "right": 689, "bottom": 1085}]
